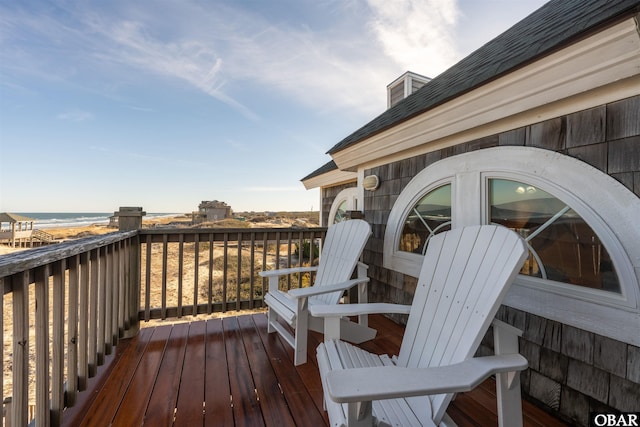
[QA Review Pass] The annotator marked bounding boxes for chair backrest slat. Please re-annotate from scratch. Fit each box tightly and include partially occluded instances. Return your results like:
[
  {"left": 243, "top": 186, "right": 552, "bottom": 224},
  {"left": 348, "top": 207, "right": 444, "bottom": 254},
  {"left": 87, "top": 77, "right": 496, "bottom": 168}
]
[
  {"left": 313, "top": 220, "right": 371, "bottom": 305},
  {"left": 396, "top": 225, "right": 528, "bottom": 422}
]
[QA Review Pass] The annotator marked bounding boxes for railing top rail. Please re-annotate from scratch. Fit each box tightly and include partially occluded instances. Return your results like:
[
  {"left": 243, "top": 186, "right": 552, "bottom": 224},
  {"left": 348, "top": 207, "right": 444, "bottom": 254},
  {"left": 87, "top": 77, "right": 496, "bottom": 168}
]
[
  {"left": 0, "top": 226, "right": 329, "bottom": 279},
  {"left": 0, "top": 230, "right": 137, "bottom": 278},
  {"left": 138, "top": 226, "right": 328, "bottom": 236}
]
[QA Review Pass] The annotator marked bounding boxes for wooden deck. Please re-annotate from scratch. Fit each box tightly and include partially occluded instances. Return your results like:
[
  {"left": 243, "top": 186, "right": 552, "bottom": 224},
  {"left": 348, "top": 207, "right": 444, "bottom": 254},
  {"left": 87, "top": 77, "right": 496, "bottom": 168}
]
[{"left": 62, "top": 313, "right": 569, "bottom": 427}]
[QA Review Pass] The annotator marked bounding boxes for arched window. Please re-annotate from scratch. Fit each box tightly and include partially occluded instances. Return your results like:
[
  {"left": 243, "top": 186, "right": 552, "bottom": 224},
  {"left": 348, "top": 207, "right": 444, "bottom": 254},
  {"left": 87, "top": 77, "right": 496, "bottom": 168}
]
[
  {"left": 400, "top": 184, "right": 451, "bottom": 254},
  {"left": 384, "top": 147, "right": 640, "bottom": 345},
  {"left": 489, "top": 178, "right": 619, "bottom": 292},
  {"left": 328, "top": 187, "right": 358, "bottom": 225}
]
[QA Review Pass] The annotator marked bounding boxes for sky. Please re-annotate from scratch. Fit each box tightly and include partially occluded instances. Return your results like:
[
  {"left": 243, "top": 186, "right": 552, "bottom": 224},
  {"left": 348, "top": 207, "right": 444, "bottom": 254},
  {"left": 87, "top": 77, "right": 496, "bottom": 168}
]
[{"left": 0, "top": 0, "right": 548, "bottom": 214}]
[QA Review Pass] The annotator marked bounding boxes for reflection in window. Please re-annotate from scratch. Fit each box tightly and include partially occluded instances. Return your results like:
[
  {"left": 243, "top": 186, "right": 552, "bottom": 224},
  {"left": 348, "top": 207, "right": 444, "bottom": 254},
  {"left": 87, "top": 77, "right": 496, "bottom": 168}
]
[
  {"left": 333, "top": 200, "right": 348, "bottom": 224},
  {"left": 400, "top": 184, "right": 451, "bottom": 254},
  {"left": 489, "top": 179, "right": 620, "bottom": 292}
]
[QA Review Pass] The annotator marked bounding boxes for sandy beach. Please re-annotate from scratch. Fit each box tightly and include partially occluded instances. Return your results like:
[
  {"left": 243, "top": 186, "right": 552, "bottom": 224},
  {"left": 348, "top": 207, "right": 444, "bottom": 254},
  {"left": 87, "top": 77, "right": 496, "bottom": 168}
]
[{"left": 0, "top": 214, "right": 193, "bottom": 256}]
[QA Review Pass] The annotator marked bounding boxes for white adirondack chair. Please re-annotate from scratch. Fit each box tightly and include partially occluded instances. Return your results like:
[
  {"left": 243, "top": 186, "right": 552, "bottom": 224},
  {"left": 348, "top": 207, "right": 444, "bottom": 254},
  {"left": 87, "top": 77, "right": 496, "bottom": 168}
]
[
  {"left": 259, "top": 219, "right": 376, "bottom": 366},
  {"left": 313, "top": 225, "right": 529, "bottom": 427}
]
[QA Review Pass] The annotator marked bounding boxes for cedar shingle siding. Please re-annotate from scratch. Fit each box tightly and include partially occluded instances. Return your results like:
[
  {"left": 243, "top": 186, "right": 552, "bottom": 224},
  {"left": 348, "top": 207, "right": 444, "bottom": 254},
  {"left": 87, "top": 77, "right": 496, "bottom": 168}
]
[{"left": 322, "top": 95, "right": 640, "bottom": 423}]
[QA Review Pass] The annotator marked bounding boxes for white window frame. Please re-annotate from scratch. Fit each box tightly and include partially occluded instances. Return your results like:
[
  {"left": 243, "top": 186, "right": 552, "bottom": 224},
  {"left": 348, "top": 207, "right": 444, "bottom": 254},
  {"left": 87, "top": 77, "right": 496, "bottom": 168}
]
[
  {"left": 328, "top": 187, "right": 359, "bottom": 225},
  {"left": 383, "top": 146, "right": 640, "bottom": 345}
]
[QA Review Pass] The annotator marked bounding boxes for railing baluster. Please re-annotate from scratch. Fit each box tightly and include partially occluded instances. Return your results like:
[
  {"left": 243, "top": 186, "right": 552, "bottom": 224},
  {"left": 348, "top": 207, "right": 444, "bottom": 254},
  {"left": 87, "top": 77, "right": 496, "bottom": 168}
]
[
  {"left": 275, "top": 232, "right": 280, "bottom": 290},
  {"left": 193, "top": 233, "right": 199, "bottom": 316},
  {"left": 117, "top": 240, "right": 125, "bottom": 339},
  {"left": 144, "top": 235, "right": 152, "bottom": 322},
  {"left": 178, "top": 234, "right": 184, "bottom": 318},
  {"left": 51, "top": 259, "right": 65, "bottom": 427},
  {"left": 236, "top": 232, "right": 242, "bottom": 311},
  {"left": 249, "top": 232, "right": 256, "bottom": 309},
  {"left": 12, "top": 271, "right": 29, "bottom": 427},
  {"left": 97, "top": 247, "right": 107, "bottom": 365},
  {"left": 161, "top": 235, "right": 168, "bottom": 320},
  {"left": 298, "top": 231, "right": 304, "bottom": 286},
  {"left": 111, "top": 243, "right": 119, "bottom": 347},
  {"left": 311, "top": 231, "right": 318, "bottom": 284},
  {"left": 35, "top": 265, "right": 50, "bottom": 427},
  {"left": 101, "top": 244, "right": 116, "bottom": 356},
  {"left": 262, "top": 233, "right": 268, "bottom": 306},
  {"left": 88, "top": 249, "right": 99, "bottom": 377},
  {"left": 78, "top": 252, "right": 89, "bottom": 390},
  {"left": 286, "top": 231, "right": 292, "bottom": 290},
  {"left": 207, "top": 233, "right": 214, "bottom": 314},
  {"left": 223, "top": 233, "right": 228, "bottom": 312},
  {"left": 67, "top": 255, "right": 79, "bottom": 406}
]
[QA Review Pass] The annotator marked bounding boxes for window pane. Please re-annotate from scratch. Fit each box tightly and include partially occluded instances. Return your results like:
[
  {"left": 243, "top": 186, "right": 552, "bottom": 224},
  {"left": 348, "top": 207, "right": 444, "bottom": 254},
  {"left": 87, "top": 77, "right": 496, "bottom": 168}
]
[
  {"left": 400, "top": 184, "right": 451, "bottom": 254},
  {"left": 333, "top": 200, "right": 348, "bottom": 224},
  {"left": 489, "top": 179, "right": 620, "bottom": 292}
]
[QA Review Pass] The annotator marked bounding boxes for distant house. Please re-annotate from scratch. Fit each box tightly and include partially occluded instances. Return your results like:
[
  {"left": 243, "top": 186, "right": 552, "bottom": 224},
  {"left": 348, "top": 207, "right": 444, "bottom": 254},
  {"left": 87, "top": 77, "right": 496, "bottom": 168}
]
[
  {"left": 192, "top": 200, "right": 232, "bottom": 224},
  {"left": 303, "top": 0, "right": 640, "bottom": 423},
  {"left": 0, "top": 212, "right": 35, "bottom": 247}
]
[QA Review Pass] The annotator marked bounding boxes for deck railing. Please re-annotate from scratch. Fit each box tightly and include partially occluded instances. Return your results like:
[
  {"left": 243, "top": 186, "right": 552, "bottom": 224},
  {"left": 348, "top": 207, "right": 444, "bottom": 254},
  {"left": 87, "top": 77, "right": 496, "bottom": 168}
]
[
  {"left": 0, "top": 225, "right": 327, "bottom": 427},
  {"left": 137, "top": 228, "right": 326, "bottom": 320}
]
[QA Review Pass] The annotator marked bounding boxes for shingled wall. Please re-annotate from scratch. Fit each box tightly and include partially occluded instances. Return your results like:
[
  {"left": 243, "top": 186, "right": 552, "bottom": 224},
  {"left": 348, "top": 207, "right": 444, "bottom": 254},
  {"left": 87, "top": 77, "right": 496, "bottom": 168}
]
[{"left": 322, "top": 95, "right": 640, "bottom": 424}]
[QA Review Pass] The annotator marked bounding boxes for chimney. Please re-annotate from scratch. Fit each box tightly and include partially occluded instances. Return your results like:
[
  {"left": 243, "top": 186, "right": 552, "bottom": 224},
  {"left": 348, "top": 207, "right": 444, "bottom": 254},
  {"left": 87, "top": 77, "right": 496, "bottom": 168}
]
[{"left": 387, "top": 71, "right": 431, "bottom": 109}]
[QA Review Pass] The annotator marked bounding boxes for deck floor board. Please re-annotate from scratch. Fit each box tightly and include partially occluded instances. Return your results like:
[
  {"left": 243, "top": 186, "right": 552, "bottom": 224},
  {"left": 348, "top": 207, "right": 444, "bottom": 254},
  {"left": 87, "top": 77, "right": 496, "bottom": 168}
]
[
  {"left": 174, "top": 321, "right": 207, "bottom": 427},
  {"left": 145, "top": 322, "right": 190, "bottom": 427},
  {"left": 64, "top": 312, "right": 569, "bottom": 427},
  {"left": 224, "top": 316, "right": 265, "bottom": 427},
  {"left": 204, "top": 319, "right": 234, "bottom": 427}
]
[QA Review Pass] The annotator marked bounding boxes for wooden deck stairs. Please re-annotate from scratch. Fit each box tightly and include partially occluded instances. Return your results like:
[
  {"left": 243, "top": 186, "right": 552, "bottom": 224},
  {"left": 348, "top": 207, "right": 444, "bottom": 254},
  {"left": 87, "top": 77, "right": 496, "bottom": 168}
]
[{"left": 32, "top": 229, "right": 56, "bottom": 243}]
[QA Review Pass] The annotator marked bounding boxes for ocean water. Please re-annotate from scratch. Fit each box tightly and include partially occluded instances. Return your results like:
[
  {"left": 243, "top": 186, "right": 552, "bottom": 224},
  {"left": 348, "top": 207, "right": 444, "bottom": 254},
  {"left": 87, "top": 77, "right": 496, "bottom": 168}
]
[{"left": 14, "top": 212, "right": 178, "bottom": 229}]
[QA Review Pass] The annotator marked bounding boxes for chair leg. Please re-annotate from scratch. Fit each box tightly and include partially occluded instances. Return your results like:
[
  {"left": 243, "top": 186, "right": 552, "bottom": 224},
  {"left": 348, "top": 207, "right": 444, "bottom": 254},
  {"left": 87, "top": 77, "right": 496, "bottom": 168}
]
[
  {"left": 267, "top": 306, "right": 277, "bottom": 334},
  {"left": 493, "top": 319, "right": 525, "bottom": 427},
  {"left": 294, "top": 299, "right": 309, "bottom": 366},
  {"left": 496, "top": 371, "right": 523, "bottom": 427},
  {"left": 346, "top": 401, "right": 373, "bottom": 427}
]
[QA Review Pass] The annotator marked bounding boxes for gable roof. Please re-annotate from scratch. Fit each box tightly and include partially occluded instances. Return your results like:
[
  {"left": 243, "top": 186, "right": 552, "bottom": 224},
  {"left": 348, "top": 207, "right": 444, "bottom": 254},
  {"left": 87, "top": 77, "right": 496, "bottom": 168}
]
[
  {"left": 0, "top": 213, "right": 35, "bottom": 223},
  {"left": 327, "top": 0, "right": 640, "bottom": 155},
  {"left": 301, "top": 160, "right": 338, "bottom": 182}
]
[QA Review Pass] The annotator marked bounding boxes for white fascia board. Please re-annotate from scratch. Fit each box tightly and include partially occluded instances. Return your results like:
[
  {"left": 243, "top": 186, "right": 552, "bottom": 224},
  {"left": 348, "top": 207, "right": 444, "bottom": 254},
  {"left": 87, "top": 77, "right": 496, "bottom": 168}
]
[
  {"left": 332, "top": 17, "right": 640, "bottom": 171},
  {"left": 302, "top": 169, "right": 357, "bottom": 190}
]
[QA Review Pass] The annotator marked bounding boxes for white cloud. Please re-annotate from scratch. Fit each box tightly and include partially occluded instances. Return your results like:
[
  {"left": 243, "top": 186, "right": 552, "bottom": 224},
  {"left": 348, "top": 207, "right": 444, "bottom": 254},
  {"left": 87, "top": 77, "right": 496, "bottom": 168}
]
[
  {"left": 366, "top": 0, "right": 459, "bottom": 76},
  {"left": 57, "top": 110, "right": 94, "bottom": 122},
  {"left": 88, "top": 17, "right": 262, "bottom": 120},
  {"left": 77, "top": 1, "right": 462, "bottom": 117}
]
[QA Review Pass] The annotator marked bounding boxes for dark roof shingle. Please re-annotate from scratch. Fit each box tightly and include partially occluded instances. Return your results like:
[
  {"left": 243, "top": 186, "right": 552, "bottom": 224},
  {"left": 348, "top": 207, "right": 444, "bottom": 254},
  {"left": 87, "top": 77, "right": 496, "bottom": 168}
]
[{"left": 301, "top": 160, "right": 338, "bottom": 181}]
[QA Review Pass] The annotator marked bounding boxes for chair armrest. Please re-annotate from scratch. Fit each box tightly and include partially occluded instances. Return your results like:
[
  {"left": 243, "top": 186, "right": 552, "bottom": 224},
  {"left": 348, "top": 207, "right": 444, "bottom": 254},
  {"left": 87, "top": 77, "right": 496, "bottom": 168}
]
[
  {"left": 310, "top": 303, "right": 411, "bottom": 318},
  {"left": 288, "top": 277, "right": 370, "bottom": 298},
  {"left": 326, "top": 354, "right": 528, "bottom": 403},
  {"left": 259, "top": 266, "right": 318, "bottom": 278}
]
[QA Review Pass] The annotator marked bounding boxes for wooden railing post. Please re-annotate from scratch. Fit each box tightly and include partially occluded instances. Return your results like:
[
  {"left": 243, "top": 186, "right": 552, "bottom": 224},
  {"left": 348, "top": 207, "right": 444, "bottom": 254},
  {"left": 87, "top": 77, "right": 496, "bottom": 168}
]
[
  {"left": 115, "top": 207, "right": 146, "bottom": 232},
  {"left": 115, "top": 207, "right": 145, "bottom": 338}
]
